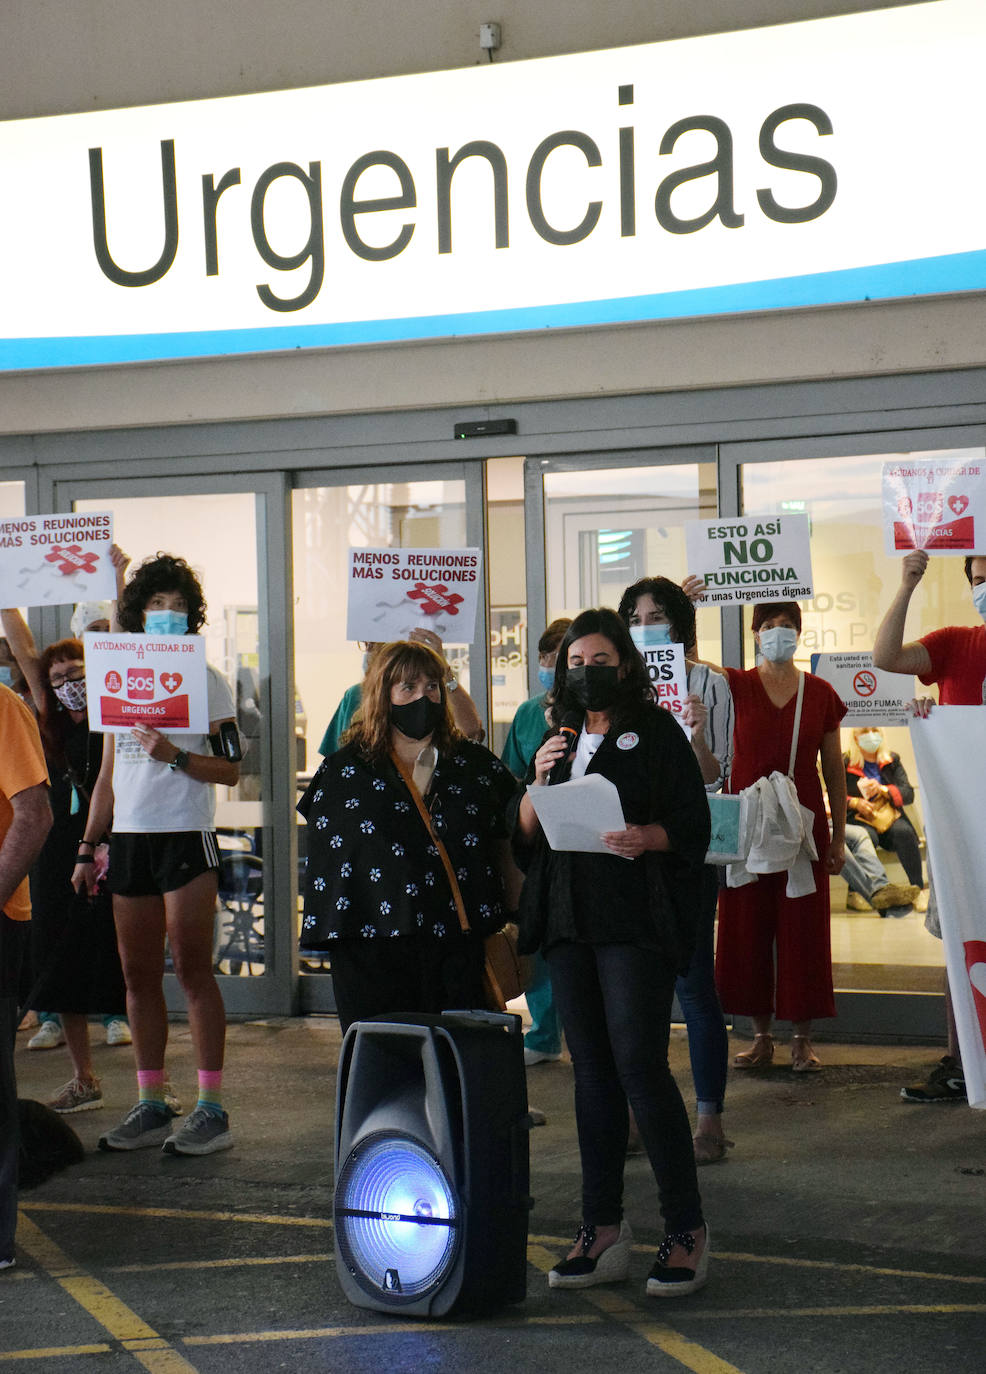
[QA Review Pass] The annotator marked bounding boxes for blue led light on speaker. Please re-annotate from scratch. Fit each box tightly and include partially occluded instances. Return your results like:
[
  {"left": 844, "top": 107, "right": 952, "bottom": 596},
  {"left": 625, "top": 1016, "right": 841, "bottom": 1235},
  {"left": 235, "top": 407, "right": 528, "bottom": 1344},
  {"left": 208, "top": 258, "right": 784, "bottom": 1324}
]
[{"left": 335, "top": 1132, "right": 460, "bottom": 1303}]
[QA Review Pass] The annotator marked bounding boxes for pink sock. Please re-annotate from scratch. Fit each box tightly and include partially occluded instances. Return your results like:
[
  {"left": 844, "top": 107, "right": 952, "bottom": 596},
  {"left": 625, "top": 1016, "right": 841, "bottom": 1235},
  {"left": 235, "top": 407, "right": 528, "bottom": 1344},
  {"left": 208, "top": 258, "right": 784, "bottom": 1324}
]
[
  {"left": 197, "top": 1070, "right": 223, "bottom": 1114},
  {"left": 137, "top": 1070, "right": 166, "bottom": 1107}
]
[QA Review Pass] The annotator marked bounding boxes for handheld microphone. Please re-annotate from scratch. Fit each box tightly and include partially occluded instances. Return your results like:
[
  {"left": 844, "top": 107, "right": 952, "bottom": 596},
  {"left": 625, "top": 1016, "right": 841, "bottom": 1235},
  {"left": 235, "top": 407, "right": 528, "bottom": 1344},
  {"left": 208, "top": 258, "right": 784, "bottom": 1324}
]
[{"left": 547, "top": 709, "right": 583, "bottom": 785}]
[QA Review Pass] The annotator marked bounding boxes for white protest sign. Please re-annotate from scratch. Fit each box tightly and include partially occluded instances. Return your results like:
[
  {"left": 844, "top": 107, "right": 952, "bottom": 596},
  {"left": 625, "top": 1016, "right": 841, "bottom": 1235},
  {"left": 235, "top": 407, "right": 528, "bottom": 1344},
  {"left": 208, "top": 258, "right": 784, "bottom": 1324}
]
[
  {"left": 910, "top": 708, "right": 986, "bottom": 1110},
  {"left": 84, "top": 632, "right": 209, "bottom": 734},
  {"left": 809, "top": 652, "right": 915, "bottom": 727},
  {"left": 882, "top": 455, "right": 986, "bottom": 555},
  {"left": 346, "top": 548, "right": 482, "bottom": 644},
  {"left": 630, "top": 630, "right": 690, "bottom": 738},
  {"left": 685, "top": 514, "right": 813, "bottom": 607},
  {"left": 0, "top": 511, "right": 115, "bottom": 608}
]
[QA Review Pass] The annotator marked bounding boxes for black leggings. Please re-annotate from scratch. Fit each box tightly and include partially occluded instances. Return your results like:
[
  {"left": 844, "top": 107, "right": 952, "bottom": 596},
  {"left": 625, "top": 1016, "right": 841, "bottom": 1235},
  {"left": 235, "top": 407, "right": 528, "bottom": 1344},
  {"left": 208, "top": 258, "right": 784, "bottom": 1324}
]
[{"left": 546, "top": 940, "right": 703, "bottom": 1235}]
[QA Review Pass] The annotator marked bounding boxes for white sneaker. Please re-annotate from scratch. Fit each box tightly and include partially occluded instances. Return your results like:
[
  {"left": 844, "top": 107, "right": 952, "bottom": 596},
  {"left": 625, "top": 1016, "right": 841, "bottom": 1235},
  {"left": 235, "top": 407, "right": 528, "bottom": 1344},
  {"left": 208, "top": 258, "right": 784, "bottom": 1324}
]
[
  {"left": 524, "top": 1048, "right": 562, "bottom": 1067},
  {"left": 104, "top": 1018, "right": 132, "bottom": 1046},
  {"left": 28, "top": 1020, "right": 65, "bottom": 1051}
]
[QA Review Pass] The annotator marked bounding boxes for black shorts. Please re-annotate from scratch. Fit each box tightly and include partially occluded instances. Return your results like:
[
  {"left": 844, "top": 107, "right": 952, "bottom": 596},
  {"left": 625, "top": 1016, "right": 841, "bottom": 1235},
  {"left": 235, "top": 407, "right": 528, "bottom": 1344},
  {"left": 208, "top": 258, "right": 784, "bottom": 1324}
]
[{"left": 108, "top": 832, "right": 220, "bottom": 898}]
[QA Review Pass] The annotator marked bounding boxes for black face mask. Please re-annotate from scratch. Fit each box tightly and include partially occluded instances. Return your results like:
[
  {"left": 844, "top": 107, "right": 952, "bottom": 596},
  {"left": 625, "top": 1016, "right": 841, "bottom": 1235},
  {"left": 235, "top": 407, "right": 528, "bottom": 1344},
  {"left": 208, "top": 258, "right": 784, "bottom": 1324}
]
[
  {"left": 390, "top": 695, "right": 444, "bottom": 740},
  {"left": 564, "top": 664, "right": 620, "bottom": 712}
]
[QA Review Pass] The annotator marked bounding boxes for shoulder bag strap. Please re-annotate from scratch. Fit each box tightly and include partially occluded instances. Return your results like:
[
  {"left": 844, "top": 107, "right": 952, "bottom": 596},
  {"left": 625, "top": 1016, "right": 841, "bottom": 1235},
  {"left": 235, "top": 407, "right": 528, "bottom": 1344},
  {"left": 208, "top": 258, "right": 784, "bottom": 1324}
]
[
  {"left": 787, "top": 671, "right": 806, "bottom": 778},
  {"left": 389, "top": 749, "right": 471, "bottom": 934}
]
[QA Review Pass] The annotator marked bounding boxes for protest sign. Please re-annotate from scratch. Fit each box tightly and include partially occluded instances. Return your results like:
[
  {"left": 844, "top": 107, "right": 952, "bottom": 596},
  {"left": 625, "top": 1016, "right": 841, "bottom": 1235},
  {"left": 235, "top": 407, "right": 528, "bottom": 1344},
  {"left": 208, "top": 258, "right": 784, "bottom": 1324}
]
[
  {"left": 346, "top": 548, "right": 481, "bottom": 644},
  {"left": 84, "top": 632, "right": 209, "bottom": 734},
  {"left": 910, "top": 708, "right": 986, "bottom": 1110},
  {"left": 882, "top": 455, "right": 986, "bottom": 554},
  {"left": 685, "top": 514, "right": 813, "bottom": 607},
  {"left": 0, "top": 511, "right": 115, "bottom": 608},
  {"left": 809, "top": 651, "right": 915, "bottom": 727},
  {"left": 630, "top": 630, "right": 690, "bottom": 737}
]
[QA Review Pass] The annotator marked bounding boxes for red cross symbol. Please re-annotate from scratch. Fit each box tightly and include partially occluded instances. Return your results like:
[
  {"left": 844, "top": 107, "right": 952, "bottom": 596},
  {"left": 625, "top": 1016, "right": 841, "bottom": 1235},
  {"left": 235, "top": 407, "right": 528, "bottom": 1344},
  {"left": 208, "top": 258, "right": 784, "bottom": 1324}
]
[
  {"left": 44, "top": 544, "right": 100, "bottom": 576},
  {"left": 408, "top": 583, "right": 464, "bottom": 617}
]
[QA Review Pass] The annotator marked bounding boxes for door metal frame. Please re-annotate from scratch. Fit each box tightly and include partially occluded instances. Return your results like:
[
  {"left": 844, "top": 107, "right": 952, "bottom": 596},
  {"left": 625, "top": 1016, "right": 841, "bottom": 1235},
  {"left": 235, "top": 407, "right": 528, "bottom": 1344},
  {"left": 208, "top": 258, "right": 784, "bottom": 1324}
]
[{"left": 50, "top": 469, "right": 298, "bottom": 1018}]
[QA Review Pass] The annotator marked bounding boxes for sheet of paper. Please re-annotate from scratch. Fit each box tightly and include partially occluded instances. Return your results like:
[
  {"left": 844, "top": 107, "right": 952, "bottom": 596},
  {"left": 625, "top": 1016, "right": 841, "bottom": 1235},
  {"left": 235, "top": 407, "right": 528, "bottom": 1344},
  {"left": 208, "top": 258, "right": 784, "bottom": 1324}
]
[{"left": 526, "top": 774, "right": 628, "bottom": 854}]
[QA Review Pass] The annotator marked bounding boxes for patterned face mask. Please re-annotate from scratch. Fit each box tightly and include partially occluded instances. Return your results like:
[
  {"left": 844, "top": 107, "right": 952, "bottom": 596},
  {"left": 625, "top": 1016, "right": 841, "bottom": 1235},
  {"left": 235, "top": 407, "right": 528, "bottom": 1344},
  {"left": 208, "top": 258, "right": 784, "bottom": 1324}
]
[{"left": 54, "top": 677, "right": 88, "bottom": 711}]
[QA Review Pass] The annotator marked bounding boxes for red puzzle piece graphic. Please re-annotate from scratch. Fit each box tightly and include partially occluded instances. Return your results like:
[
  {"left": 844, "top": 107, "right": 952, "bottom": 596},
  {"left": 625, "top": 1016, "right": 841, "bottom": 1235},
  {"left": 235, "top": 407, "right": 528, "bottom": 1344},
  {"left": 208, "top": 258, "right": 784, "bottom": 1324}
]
[
  {"left": 44, "top": 544, "right": 100, "bottom": 577},
  {"left": 407, "top": 583, "right": 464, "bottom": 617}
]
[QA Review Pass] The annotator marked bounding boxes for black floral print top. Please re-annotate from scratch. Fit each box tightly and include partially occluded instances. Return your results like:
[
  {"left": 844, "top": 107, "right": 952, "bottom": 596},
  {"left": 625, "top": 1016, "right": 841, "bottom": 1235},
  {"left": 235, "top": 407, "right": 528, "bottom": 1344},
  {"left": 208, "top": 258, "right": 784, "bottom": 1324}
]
[{"left": 298, "top": 738, "right": 517, "bottom": 950}]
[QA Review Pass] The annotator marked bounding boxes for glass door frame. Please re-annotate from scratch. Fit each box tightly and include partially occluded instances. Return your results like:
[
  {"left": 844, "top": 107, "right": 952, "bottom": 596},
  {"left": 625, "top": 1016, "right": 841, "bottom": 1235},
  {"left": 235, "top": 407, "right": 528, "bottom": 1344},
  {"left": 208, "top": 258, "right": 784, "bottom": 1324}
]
[
  {"left": 720, "top": 420, "right": 986, "bottom": 1040},
  {"left": 292, "top": 458, "right": 489, "bottom": 1014},
  {"left": 48, "top": 469, "right": 297, "bottom": 1018}
]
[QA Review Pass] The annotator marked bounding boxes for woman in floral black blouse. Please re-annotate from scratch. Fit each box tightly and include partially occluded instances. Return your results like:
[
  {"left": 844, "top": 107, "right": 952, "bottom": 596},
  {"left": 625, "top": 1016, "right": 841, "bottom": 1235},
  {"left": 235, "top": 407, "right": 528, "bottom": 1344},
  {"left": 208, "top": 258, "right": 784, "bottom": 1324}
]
[{"left": 298, "top": 640, "right": 518, "bottom": 1032}]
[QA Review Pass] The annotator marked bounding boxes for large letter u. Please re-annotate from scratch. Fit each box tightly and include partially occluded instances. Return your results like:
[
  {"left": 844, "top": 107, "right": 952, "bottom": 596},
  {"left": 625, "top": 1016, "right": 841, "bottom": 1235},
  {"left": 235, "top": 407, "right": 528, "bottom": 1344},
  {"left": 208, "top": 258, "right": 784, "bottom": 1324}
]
[{"left": 89, "top": 139, "right": 179, "bottom": 287}]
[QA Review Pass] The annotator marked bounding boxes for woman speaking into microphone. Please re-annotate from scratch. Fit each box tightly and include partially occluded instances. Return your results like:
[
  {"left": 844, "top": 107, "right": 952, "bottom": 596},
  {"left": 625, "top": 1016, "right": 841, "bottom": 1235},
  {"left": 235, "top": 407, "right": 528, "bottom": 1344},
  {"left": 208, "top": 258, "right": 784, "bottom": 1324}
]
[{"left": 511, "top": 608, "right": 712, "bottom": 1298}]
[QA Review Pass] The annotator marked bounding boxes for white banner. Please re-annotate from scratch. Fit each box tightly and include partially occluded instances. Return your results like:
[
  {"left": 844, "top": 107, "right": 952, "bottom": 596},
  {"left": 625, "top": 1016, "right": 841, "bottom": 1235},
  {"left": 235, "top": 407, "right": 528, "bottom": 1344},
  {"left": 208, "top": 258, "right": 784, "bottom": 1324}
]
[
  {"left": 84, "top": 632, "right": 209, "bottom": 734},
  {"left": 630, "top": 630, "right": 690, "bottom": 737},
  {"left": 2, "top": 2, "right": 986, "bottom": 369},
  {"left": 882, "top": 454, "right": 986, "bottom": 555},
  {"left": 346, "top": 548, "right": 481, "bottom": 645},
  {"left": 0, "top": 511, "right": 115, "bottom": 608},
  {"left": 810, "top": 651, "right": 915, "bottom": 727},
  {"left": 910, "top": 707, "right": 986, "bottom": 1110},
  {"left": 685, "top": 513, "right": 813, "bottom": 607}
]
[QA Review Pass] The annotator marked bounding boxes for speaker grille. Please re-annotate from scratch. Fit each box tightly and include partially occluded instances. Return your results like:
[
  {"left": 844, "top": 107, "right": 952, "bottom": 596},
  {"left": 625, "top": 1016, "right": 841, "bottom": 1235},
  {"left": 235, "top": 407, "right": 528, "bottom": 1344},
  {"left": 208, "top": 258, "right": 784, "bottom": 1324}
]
[{"left": 335, "top": 1131, "right": 461, "bottom": 1304}]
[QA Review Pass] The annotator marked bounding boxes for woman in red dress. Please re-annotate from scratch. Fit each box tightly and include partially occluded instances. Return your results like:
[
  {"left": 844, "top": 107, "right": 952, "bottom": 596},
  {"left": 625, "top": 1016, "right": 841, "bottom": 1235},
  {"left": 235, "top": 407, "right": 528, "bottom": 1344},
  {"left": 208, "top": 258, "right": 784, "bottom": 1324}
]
[{"left": 714, "top": 602, "right": 847, "bottom": 1072}]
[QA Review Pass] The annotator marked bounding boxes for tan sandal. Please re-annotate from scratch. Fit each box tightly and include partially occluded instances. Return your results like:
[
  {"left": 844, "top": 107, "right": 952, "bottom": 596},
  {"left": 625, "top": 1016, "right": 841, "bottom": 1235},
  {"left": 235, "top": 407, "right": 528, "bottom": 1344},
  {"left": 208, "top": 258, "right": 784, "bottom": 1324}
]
[
  {"left": 733, "top": 1033, "right": 774, "bottom": 1069},
  {"left": 693, "top": 1133, "right": 734, "bottom": 1166},
  {"left": 791, "top": 1034, "right": 822, "bottom": 1073}
]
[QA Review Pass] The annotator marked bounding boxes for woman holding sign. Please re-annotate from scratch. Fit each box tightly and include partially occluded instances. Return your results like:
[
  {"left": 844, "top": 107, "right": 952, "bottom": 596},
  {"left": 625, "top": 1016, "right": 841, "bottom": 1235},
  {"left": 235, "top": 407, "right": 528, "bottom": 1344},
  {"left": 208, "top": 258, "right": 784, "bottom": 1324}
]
[
  {"left": 513, "top": 609, "right": 712, "bottom": 1297},
  {"left": 714, "top": 602, "right": 847, "bottom": 1073},
  {"left": 617, "top": 576, "right": 734, "bottom": 1166},
  {"left": 73, "top": 554, "right": 240, "bottom": 1156}
]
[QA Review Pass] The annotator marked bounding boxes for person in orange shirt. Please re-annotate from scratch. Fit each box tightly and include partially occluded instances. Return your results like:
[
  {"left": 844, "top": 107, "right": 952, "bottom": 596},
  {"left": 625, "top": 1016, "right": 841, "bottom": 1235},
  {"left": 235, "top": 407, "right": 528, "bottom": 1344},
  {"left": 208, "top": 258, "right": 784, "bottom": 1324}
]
[{"left": 0, "top": 682, "right": 52, "bottom": 1270}]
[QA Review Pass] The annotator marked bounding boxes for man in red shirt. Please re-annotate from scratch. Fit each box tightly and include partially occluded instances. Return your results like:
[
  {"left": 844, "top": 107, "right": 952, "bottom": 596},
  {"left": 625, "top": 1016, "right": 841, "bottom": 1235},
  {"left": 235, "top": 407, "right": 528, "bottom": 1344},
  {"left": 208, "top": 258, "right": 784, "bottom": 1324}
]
[
  {"left": 1, "top": 683, "right": 52, "bottom": 1268},
  {"left": 873, "top": 551, "right": 986, "bottom": 1102}
]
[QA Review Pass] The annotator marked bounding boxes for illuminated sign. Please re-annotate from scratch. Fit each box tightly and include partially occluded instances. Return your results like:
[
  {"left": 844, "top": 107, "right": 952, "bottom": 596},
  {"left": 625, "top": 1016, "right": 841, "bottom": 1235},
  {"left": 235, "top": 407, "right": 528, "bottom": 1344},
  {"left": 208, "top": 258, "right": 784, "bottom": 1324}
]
[{"left": 1, "top": 0, "right": 984, "bottom": 370}]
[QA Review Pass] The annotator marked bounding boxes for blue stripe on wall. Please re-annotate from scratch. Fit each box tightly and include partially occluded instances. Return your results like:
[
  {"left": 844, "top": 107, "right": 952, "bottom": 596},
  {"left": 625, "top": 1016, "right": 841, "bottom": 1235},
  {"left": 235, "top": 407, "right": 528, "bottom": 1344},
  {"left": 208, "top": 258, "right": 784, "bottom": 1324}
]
[{"left": 3, "top": 247, "right": 986, "bottom": 372}]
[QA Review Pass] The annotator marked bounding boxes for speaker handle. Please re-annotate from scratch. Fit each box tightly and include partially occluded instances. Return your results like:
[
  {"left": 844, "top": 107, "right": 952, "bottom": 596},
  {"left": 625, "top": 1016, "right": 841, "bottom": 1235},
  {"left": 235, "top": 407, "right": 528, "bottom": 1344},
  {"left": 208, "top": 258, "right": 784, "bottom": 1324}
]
[{"left": 441, "top": 1009, "right": 523, "bottom": 1036}]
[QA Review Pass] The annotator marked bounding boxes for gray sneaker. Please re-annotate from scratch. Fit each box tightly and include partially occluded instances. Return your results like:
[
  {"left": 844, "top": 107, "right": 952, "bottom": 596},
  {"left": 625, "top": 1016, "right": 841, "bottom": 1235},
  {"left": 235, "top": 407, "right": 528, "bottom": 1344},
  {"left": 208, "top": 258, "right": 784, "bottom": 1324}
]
[
  {"left": 162, "top": 1106, "right": 233, "bottom": 1156},
  {"left": 98, "top": 1102, "right": 177, "bottom": 1151}
]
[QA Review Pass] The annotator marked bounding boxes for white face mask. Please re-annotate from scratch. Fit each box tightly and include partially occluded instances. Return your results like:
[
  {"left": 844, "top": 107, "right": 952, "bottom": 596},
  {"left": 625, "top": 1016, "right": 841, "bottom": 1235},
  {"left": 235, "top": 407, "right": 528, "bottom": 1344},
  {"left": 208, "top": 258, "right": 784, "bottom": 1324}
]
[
  {"left": 758, "top": 626, "right": 798, "bottom": 663},
  {"left": 857, "top": 730, "right": 883, "bottom": 754},
  {"left": 972, "top": 580, "right": 986, "bottom": 624}
]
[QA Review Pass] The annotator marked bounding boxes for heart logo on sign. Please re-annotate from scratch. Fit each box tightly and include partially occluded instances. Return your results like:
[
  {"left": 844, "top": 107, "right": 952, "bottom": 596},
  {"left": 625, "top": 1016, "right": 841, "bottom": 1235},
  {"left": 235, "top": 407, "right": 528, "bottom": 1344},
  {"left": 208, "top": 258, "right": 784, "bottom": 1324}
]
[
  {"left": 949, "top": 494, "right": 969, "bottom": 516},
  {"left": 160, "top": 673, "right": 183, "bottom": 695}
]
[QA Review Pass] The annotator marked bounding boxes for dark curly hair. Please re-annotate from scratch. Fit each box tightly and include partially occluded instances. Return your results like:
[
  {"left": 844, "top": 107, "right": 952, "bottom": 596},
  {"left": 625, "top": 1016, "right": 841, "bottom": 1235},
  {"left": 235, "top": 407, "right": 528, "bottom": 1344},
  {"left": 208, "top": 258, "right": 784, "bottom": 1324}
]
[
  {"left": 548, "top": 608, "right": 652, "bottom": 730},
  {"left": 617, "top": 576, "right": 696, "bottom": 649},
  {"left": 117, "top": 554, "right": 207, "bottom": 634}
]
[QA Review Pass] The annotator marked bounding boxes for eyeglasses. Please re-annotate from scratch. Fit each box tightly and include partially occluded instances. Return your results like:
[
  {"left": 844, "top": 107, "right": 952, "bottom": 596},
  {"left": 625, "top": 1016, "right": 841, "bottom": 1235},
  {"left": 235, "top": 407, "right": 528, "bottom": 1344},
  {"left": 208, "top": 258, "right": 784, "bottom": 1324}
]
[{"left": 49, "top": 670, "right": 85, "bottom": 689}]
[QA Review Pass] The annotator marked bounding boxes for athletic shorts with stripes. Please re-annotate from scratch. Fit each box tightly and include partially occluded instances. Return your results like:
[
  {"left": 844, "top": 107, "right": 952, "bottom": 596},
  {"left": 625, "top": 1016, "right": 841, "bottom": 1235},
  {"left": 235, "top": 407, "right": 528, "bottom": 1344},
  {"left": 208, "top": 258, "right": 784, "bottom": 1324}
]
[{"left": 108, "top": 831, "right": 221, "bottom": 897}]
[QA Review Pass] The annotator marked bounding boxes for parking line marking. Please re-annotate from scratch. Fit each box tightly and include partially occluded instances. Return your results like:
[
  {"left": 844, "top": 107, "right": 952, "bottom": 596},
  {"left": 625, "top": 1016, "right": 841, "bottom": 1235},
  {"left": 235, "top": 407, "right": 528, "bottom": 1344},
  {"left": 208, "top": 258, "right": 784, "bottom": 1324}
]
[
  {"left": 681, "top": 1303, "right": 986, "bottom": 1319},
  {"left": 183, "top": 1315, "right": 602, "bottom": 1346},
  {"left": 0, "top": 1346, "right": 111, "bottom": 1363},
  {"left": 14, "top": 1214, "right": 202, "bottom": 1374},
  {"left": 585, "top": 1291, "right": 745, "bottom": 1374},
  {"left": 21, "top": 1200, "right": 330, "bottom": 1230}
]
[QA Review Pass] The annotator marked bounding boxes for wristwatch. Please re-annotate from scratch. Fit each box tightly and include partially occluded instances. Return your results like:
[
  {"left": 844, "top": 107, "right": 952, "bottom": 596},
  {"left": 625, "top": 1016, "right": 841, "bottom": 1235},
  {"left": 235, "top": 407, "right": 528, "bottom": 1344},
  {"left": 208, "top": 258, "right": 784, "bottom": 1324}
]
[{"left": 169, "top": 749, "right": 190, "bottom": 772}]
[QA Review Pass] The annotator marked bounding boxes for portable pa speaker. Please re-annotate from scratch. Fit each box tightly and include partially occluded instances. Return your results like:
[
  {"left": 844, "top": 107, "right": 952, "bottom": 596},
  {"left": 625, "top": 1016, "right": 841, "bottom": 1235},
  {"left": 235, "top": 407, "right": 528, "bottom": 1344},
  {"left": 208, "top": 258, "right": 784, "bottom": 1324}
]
[{"left": 333, "top": 1009, "right": 532, "bottom": 1318}]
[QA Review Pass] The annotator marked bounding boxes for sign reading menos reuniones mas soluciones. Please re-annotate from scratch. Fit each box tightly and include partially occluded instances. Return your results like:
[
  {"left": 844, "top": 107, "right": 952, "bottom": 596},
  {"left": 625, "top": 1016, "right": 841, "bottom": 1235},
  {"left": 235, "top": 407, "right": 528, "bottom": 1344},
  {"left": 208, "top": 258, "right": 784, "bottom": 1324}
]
[{"left": 2, "top": 0, "right": 985, "bottom": 370}]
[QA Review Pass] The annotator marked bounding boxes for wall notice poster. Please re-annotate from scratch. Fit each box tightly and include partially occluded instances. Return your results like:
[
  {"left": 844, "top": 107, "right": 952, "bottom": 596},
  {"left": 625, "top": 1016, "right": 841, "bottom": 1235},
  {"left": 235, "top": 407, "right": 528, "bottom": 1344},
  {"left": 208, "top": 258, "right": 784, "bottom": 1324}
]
[
  {"left": 883, "top": 456, "right": 986, "bottom": 554},
  {"left": 684, "top": 514, "right": 814, "bottom": 607},
  {"left": 0, "top": 511, "right": 116, "bottom": 607},
  {"left": 84, "top": 632, "right": 209, "bottom": 734},
  {"left": 809, "top": 651, "right": 915, "bottom": 727},
  {"left": 346, "top": 548, "right": 481, "bottom": 644},
  {"left": 910, "top": 708, "right": 986, "bottom": 1110}
]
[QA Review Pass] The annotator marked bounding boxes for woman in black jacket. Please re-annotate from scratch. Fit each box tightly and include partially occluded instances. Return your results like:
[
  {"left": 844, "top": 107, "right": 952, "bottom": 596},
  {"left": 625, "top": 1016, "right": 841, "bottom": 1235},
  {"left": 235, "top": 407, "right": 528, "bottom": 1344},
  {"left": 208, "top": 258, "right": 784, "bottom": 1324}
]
[
  {"left": 844, "top": 727, "right": 923, "bottom": 890},
  {"left": 513, "top": 608, "right": 712, "bottom": 1298}
]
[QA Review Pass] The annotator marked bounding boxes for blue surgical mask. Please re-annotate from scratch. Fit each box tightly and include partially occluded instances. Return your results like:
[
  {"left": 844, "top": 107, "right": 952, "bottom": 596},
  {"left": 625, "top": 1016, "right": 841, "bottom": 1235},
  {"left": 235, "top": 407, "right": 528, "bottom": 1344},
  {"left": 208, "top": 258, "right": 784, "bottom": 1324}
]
[
  {"left": 973, "top": 581, "right": 986, "bottom": 624},
  {"left": 758, "top": 626, "right": 799, "bottom": 663},
  {"left": 630, "top": 623, "right": 672, "bottom": 649},
  {"left": 144, "top": 610, "right": 189, "bottom": 636},
  {"left": 536, "top": 666, "right": 555, "bottom": 691}
]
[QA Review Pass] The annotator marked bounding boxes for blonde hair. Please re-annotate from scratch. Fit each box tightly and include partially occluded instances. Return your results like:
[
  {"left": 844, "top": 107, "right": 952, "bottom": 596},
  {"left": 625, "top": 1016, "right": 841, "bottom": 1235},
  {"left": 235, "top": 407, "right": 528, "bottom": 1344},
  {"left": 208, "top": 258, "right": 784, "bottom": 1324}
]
[
  {"left": 847, "top": 727, "right": 893, "bottom": 770},
  {"left": 343, "top": 640, "right": 460, "bottom": 763}
]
